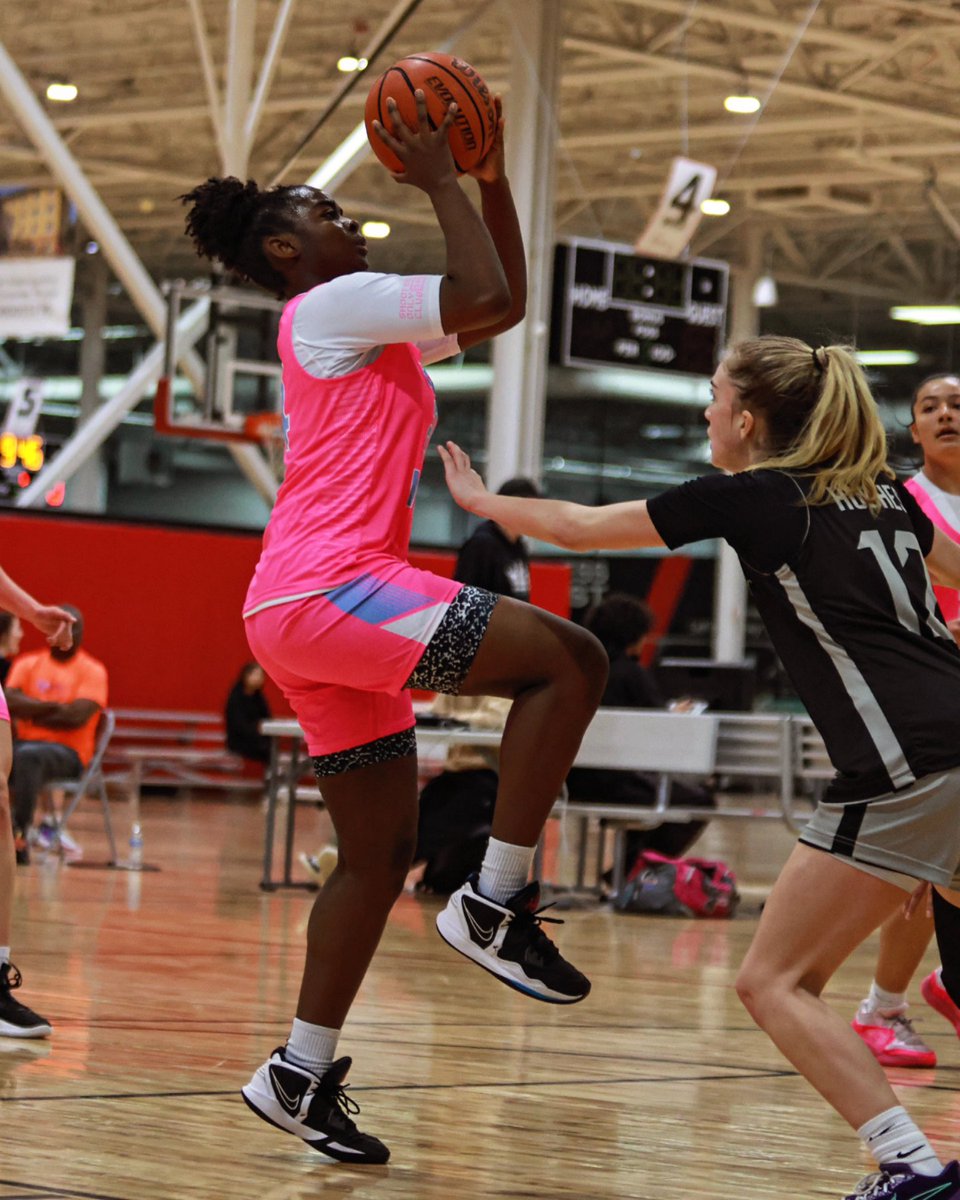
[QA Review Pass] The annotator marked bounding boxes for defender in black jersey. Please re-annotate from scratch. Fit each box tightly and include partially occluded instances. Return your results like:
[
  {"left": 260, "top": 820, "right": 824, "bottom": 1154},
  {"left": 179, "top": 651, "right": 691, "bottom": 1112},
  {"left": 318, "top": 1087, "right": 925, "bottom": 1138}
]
[{"left": 439, "top": 335, "right": 960, "bottom": 1200}]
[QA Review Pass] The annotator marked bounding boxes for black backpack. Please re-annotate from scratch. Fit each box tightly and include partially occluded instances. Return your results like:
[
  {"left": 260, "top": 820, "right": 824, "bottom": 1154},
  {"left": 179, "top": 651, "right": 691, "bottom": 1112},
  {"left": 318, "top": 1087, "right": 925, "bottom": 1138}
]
[{"left": 415, "top": 768, "right": 497, "bottom": 895}]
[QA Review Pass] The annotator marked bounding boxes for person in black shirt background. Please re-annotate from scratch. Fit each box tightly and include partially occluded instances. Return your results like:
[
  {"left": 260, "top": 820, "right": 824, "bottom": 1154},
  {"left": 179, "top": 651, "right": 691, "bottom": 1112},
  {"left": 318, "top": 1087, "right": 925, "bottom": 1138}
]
[
  {"left": 440, "top": 334, "right": 960, "bottom": 1200},
  {"left": 566, "top": 592, "right": 714, "bottom": 867},
  {"left": 454, "top": 476, "right": 539, "bottom": 602},
  {"left": 225, "top": 662, "right": 272, "bottom": 765}
]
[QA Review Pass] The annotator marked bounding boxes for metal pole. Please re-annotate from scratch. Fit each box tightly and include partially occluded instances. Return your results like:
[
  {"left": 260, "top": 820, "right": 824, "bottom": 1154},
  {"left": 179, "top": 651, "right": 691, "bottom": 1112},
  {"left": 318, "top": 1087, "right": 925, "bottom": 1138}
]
[
  {"left": 70, "top": 253, "right": 108, "bottom": 511},
  {"left": 16, "top": 299, "right": 209, "bottom": 507},
  {"left": 487, "top": 0, "right": 561, "bottom": 487},
  {"left": 711, "top": 225, "right": 762, "bottom": 662}
]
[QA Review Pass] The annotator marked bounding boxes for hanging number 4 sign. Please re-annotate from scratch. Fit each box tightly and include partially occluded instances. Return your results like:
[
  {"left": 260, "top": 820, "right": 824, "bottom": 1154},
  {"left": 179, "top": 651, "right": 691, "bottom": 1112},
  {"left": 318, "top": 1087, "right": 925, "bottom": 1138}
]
[{"left": 635, "top": 157, "right": 718, "bottom": 261}]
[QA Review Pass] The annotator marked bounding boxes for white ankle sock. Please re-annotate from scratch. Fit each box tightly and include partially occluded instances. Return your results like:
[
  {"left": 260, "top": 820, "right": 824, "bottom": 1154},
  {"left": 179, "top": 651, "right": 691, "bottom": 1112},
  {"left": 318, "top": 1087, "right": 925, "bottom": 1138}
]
[
  {"left": 868, "top": 981, "right": 907, "bottom": 1013},
  {"left": 858, "top": 1106, "right": 942, "bottom": 1176},
  {"left": 477, "top": 838, "right": 535, "bottom": 904},
  {"left": 0, "top": 947, "right": 9, "bottom": 966},
  {"left": 284, "top": 1018, "right": 340, "bottom": 1076}
]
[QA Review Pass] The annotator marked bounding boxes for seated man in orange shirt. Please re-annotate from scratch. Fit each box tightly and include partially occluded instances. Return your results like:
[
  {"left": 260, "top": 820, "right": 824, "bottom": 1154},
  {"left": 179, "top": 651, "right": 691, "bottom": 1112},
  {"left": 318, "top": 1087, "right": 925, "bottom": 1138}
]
[{"left": 6, "top": 606, "right": 108, "bottom": 858}]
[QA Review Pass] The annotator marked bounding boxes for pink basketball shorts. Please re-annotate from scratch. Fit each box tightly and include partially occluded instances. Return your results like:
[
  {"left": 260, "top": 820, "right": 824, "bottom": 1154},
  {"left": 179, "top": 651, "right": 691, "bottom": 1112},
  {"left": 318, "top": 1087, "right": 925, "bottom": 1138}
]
[
  {"left": 245, "top": 563, "right": 497, "bottom": 767},
  {"left": 0, "top": 684, "right": 8, "bottom": 723}
]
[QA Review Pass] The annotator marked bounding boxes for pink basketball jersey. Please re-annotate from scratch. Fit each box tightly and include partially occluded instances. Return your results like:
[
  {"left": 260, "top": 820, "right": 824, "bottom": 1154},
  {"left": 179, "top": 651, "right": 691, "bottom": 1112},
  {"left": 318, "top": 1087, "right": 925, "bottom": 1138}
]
[
  {"left": 243, "top": 288, "right": 438, "bottom": 615},
  {"left": 906, "top": 473, "right": 960, "bottom": 622}
]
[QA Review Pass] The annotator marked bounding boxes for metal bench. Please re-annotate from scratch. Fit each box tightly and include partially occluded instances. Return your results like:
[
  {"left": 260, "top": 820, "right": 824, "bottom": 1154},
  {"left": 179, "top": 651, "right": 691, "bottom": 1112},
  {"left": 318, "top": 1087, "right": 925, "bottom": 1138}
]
[{"left": 555, "top": 709, "right": 824, "bottom": 894}]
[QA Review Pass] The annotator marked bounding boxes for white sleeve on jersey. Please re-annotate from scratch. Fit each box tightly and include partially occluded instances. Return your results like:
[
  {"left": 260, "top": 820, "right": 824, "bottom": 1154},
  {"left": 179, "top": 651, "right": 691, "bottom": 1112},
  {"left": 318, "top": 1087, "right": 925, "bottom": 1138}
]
[{"left": 291, "top": 271, "right": 459, "bottom": 378}]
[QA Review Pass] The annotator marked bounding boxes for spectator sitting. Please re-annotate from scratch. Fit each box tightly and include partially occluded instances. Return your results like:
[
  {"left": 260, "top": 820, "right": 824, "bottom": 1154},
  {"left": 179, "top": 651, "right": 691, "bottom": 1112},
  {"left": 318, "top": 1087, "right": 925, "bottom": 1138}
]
[
  {"left": 566, "top": 593, "right": 716, "bottom": 875},
  {"left": 6, "top": 605, "right": 108, "bottom": 860},
  {"left": 454, "top": 476, "right": 540, "bottom": 603},
  {"left": 225, "top": 661, "right": 272, "bottom": 767}
]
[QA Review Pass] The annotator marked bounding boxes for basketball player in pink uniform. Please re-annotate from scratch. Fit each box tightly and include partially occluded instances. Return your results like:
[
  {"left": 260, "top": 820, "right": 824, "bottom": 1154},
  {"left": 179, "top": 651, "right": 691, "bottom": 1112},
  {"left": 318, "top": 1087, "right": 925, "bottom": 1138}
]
[
  {"left": 181, "top": 93, "right": 607, "bottom": 1164},
  {"left": 0, "top": 568, "right": 73, "bottom": 1038},
  {"left": 852, "top": 373, "right": 960, "bottom": 1068}
]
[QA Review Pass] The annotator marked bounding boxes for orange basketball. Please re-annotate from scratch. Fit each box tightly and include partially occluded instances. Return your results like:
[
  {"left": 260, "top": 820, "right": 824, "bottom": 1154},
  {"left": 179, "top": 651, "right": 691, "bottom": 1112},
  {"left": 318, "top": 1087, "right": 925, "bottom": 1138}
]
[{"left": 364, "top": 52, "right": 496, "bottom": 175}]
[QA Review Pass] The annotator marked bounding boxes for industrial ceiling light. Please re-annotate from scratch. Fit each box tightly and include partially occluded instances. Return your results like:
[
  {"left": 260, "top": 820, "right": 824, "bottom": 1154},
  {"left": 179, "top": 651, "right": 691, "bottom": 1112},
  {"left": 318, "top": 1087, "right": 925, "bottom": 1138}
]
[
  {"left": 855, "top": 350, "right": 920, "bottom": 366},
  {"left": 361, "top": 221, "right": 390, "bottom": 239},
  {"left": 752, "top": 274, "right": 778, "bottom": 307},
  {"left": 890, "top": 305, "right": 960, "bottom": 325},
  {"left": 46, "top": 81, "right": 78, "bottom": 102},
  {"left": 700, "top": 198, "right": 731, "bottom": 216},
  {"left": 337, "top": 55, "right": 368, "bottom": 72},
  {"left": 724, "top": 93, "right": 761, "bottom": 114}
]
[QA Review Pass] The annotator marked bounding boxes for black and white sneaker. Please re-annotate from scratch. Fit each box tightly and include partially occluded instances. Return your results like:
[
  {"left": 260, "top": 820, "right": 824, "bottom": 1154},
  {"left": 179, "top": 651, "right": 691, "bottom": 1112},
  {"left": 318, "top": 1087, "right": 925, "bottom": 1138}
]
[
  {"left": 436, "top": 875, "right": 591, "bottom": 1004},
  {"left": 241, "top": 1047, "right": 389, "bottom": 1164},
  {"left": 0, "top": 963, "right": 52, "bottom": 1039}
]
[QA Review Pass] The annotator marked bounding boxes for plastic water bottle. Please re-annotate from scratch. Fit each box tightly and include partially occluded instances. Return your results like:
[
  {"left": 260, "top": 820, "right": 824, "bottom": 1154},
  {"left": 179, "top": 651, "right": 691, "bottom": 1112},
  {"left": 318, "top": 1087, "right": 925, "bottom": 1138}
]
[{"left": 129, "top": 823, "right": 144, "bottom": 869}]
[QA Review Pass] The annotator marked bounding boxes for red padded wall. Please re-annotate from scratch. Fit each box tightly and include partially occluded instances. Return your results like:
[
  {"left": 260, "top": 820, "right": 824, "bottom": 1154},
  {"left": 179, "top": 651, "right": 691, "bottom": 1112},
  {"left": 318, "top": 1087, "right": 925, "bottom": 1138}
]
[{"left": 0, "top": 513, "right": 571, "bottom": 713}]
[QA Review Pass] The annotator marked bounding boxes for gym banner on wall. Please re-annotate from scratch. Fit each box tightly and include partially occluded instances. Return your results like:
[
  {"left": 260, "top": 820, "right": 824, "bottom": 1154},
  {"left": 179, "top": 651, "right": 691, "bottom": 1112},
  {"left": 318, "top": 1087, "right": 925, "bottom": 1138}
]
[{"left": 0, "top": 256, "right": 75, "bottom": 338}]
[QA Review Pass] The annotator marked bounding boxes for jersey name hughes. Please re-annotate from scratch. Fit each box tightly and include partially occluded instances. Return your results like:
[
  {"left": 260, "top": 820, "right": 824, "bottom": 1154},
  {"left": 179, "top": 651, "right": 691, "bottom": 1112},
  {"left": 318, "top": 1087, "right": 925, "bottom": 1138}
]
[{"left": 831, "top": 483, "right": 906, "bottom": 514}]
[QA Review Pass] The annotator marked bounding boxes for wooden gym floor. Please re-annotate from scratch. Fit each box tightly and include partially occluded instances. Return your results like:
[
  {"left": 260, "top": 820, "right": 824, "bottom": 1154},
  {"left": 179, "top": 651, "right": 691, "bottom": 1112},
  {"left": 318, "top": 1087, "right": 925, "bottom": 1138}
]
[{"left": 2, "top": 794, "right": 957, "bottom": 1200}]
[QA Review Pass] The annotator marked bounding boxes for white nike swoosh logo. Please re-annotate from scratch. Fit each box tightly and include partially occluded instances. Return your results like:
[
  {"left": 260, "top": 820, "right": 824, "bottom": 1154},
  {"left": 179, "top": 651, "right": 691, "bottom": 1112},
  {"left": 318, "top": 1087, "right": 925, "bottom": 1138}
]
[
  {"left": 462, "top": 902, "right": 496, "bottom": 946},
  {"left": 271, "top": 1073, "right": 302, "bottom": 1115}
]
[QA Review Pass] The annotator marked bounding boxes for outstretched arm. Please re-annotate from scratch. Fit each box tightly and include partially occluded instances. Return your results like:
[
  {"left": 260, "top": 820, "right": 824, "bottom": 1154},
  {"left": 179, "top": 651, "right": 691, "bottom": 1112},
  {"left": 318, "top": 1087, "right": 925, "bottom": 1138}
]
[
  {"left": 0, "top": 566, "right": 74, "bottom": 650},
  {"left": 438, "top": 441, "right": 666, "bottom": 552}
]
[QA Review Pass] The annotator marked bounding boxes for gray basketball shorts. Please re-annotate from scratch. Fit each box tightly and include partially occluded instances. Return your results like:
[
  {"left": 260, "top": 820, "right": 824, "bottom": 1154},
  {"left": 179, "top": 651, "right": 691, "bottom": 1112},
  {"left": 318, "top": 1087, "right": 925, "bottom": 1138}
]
[{"left": 800, "top": 766, "right": 960, "bottom": 892}]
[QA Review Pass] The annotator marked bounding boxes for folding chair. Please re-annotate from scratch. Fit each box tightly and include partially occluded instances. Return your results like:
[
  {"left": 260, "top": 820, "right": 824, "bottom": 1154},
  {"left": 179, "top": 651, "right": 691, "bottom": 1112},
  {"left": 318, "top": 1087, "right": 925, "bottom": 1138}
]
[{"left": 46, "top": 709, "right": 117, "bottom": 864}]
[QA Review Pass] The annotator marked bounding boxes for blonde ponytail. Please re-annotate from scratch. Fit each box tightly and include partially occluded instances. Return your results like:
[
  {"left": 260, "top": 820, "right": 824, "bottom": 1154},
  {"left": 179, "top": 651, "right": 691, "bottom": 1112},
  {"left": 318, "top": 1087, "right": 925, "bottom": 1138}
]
[{"left": 724, "top": 336, "right": 893, "bottom": 510}]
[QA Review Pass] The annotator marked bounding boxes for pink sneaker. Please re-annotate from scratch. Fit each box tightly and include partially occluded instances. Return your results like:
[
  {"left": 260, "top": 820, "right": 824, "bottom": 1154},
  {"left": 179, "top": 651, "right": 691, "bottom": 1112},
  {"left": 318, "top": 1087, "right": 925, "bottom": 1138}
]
[
  {"left": 921, "top": 968, "right": 960, "bottom": 1036},
  {"left": 852, "top": 1004, "right": 937, "bottom": 1068}
]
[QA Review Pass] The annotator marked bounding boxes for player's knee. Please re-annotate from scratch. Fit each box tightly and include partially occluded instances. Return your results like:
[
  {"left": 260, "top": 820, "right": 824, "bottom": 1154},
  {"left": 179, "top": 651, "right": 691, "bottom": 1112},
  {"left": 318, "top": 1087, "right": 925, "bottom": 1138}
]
[
  {"left": 735, "top": 961, "right": 779, "bottom": 1018},
  {"left": 340, "top": 831, "right": 416, "bottom": 898},
  {"left": 576, "top": 626, "right": 609, "bottom": 693}
]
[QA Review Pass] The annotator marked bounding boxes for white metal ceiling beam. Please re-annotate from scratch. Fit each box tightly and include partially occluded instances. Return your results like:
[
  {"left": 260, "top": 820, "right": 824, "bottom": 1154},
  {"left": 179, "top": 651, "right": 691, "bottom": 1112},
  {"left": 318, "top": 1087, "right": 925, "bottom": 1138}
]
[
  {"left": 15, "top": 299, "right": 209, "bottom": 508},
  {"left": 244, "top": 0, "right": 297, "bottom": 157},
  {"left": 563, "top": 36, "right": 960, "bottom": 135},
  {"left": 619, "top": 0, "right": 913, "bottom": 57},
  {"left": 0, "top": 38, "right": 234, "bottom": 506},
  {"left": 223, "top": 0, "right": 256, "bottom": 175},
  {"left": 186, "top": 0, "right": 228, "bottom": 166},
  {"left": 561, "top": 114, "right": 863, "bottom": 150}
]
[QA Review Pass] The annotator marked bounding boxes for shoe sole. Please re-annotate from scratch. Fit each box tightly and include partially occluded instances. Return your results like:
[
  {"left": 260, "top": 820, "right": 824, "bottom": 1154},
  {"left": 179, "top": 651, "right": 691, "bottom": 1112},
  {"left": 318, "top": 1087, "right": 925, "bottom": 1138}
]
[
  {"left": 0, "top": 1022, "right": 51, "bottom": 1039},
  {"left": 872, "top": 1050, "right": 937, "bottom": 1068},
  {"left": 852, "top": 1022, "right": 936, "bottom": 1068},
  {"left": 240, "top": 1088, "right": 389, "bottom": 1164},
  {"left": 436, "top": 908, "right": 587, "bottom": 1005},
  {"left": 921, "top": 977, "right": 960, "bottom": 1036}
]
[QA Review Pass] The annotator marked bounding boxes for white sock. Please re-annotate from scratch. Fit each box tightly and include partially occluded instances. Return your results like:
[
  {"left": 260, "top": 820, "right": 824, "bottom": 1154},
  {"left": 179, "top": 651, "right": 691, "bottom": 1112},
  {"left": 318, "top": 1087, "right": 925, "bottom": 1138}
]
[
  {"left": 477, "top": 838, "right": 535, "bottom": 904},
  {"left": 858, "top": 1106, "right": 942, "bottom": 1176},
  {"left": 284, "top": 1018, "right": 340, "bottom": 1077},
  {"left": 867, "top": 981, "right": 908, "bottom": 1014},
  {"left": 0, "top": 947, "right": 9, "bottom": 966}
]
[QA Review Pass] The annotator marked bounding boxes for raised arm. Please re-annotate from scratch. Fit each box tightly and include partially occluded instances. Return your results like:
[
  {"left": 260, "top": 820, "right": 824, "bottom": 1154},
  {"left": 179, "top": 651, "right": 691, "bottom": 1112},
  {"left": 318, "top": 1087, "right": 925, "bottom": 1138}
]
[
  {"left": 372, "top": 93, "right": 510, "bottom": 333},
  {"left": 456, "top": 98, "right": 526, "bottom": 350},
  {"left": 439, "top": 441, "right": 666, "bottom": 552}
]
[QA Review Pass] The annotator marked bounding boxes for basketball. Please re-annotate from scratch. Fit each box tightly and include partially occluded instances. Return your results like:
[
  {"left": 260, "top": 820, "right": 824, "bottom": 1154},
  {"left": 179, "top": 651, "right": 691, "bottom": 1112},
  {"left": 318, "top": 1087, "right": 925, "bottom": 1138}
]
[{"left": 364, "top": 52, "right": 496, "bottom": 175}]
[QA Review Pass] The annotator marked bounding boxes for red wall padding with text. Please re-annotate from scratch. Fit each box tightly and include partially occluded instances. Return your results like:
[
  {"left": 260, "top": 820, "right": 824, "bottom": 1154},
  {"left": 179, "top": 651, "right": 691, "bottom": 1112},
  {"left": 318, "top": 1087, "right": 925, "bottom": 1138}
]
[{"left": 0, "top": 513, "right": 571, "bottom": 714}]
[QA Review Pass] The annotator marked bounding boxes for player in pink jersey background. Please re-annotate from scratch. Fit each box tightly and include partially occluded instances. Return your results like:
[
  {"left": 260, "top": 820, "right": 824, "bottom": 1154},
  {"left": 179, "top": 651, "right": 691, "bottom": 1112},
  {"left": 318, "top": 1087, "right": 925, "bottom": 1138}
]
[
  {"left": 0, "top": 567, "right": 73, "bottom": 1040},
  {"left": 182, "top": 93, "right": 608, "bottom": 1165},
  {"left": 851, "top": 373, "right": 960, "bottom": 1069}
]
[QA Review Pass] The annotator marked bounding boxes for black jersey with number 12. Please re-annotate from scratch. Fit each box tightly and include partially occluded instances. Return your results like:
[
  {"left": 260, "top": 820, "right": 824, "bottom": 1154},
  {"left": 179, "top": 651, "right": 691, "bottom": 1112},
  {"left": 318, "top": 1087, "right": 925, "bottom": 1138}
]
[{"left": 648, "top": 469, "right": 960, "bottom": 801}]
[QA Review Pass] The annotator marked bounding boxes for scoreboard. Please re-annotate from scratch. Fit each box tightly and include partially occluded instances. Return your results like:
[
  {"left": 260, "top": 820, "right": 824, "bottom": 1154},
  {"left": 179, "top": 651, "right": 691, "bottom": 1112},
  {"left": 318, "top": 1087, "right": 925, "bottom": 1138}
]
[{"left": 550, "top": 237, "right": 729, "bottom": 377}]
